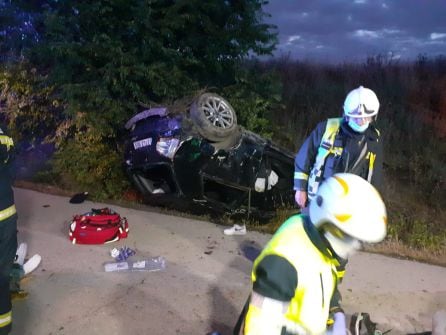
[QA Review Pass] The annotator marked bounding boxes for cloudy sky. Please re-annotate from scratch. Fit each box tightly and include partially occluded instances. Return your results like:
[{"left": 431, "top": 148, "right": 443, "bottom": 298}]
[{"left": 263, "top": 0, "right": 446, "bottom": 63}]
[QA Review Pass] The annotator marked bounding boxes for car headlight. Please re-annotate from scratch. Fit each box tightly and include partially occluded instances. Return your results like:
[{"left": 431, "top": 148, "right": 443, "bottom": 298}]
[{"left": 156, "top": 137, "right": 180, "bottom": 159}]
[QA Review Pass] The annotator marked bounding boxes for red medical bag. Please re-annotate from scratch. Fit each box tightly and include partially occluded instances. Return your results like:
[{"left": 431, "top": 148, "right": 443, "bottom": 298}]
[{"left": 69, "top": 208, "right": 129, "bottom": 244}]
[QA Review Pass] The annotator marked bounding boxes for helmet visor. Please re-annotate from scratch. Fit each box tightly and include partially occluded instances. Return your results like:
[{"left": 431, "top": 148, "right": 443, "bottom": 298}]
[
  {"left": 322, "top": 223, "right": 349, "bottom": 239},
  {"left": 346, "top": 104, "right": 376, "bottom": 118},
  {"left": 321, "top": 222, "right": 361, "bottom": 242},
  {"left": 321, "top": 222, "right": 362, "bottom": 252}
]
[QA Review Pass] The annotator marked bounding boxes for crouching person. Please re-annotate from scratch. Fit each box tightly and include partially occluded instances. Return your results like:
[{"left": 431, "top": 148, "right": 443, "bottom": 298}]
[{"left": 234, "top": 173, "right": 387, "bottom": 335}]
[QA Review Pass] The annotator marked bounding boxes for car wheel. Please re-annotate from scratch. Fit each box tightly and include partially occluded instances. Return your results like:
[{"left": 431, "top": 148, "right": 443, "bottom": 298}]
[{"left": 190, "top": 93, "right": 238, "bottom": 142}]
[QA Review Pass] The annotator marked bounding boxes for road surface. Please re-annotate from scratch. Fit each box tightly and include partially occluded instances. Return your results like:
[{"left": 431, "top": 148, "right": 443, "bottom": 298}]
[{"left": 11, "top": 187, "right": 446, "bottom": 335}]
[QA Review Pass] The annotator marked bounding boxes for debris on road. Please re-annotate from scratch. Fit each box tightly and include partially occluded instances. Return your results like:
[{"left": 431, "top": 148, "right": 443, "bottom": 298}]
[
  {"left": 110, "top": 246, "right": 136, "bottom": 261},
  {"left": 69, "top": 191, "right": 89, "bottom": 204},
  {"left": 104, "top": 256, "right": 166, "bottom": 272}
]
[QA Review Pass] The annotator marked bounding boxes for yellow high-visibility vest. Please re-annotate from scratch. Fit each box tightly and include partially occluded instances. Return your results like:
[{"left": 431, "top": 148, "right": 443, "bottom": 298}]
[
  {"left": 307, "top": 118, "right": 377, "bottom": 199},
  {"left": 245, "top": 215, "right": 339, "bottom": 334}
]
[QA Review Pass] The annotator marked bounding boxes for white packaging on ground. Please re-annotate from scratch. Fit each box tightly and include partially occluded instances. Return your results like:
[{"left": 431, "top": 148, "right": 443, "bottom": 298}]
[{"left": 104, "top": 256, "right": 166, "bottom": 272}]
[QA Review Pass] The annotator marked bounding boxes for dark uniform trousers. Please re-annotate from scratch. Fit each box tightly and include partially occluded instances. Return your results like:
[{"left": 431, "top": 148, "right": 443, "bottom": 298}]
[
  {"left": 0, "top": 126, "right": 17, "bottom": 334},
  {"left": 0, "top": 214, "right": 17, "bottom": 335}
]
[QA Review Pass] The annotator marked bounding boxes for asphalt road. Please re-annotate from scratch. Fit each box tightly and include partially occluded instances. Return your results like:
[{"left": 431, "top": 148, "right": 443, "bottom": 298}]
[{"left": 10, "top": 187, "right": 446, "bottom": 335}]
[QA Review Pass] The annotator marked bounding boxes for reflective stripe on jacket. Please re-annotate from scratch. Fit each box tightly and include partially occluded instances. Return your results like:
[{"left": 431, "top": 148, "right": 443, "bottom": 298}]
[
  {"left": 244, "top": 215, "right": 339, "bottom": 335},
  {"left": 0, "top": 311, "right": 12, "bottom": 329},
  {"left": 307, "top": 118, "right": 342, "bottom": 199},
  {"left": 0, "top": 205, "right": 16, "bottom": 222}
]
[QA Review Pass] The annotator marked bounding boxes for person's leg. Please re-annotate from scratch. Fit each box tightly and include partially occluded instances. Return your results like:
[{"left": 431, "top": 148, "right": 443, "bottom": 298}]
[{"left": 0, "top": 215, "right": 17, "bottom": 335}]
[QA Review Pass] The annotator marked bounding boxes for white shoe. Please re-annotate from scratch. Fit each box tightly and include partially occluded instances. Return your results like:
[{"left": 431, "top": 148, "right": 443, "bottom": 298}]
[
  {"left": 224, "top": 224, "right": 247, "bottom": 236},
  {"left": 15, "top": 243, "right": 28, "bottom": 266},
  {"left": 23, "top": 254, "right": 42, "bottom": 275}
]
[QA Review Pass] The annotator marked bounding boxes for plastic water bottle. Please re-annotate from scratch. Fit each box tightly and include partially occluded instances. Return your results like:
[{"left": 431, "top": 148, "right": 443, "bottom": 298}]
[
  {"left": 104, "top": 256, "right": 166, "bottom": 272},
  {"left": 132, "top": 256, "right": 166, "bottom": 271}
]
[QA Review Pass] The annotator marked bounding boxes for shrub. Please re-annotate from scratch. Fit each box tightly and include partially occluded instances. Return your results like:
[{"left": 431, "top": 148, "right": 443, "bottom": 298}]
[{"left": 51, "top": 119, "right": 130, "bottom": 200}]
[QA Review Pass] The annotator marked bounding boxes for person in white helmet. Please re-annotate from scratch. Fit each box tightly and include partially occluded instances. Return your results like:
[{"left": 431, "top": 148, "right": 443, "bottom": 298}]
[
  {"left": 233, "top": 173, "right": 387, "bottom": 335},
  {"left": 294, "top": 86, "right": 383, "bottom": 211}
]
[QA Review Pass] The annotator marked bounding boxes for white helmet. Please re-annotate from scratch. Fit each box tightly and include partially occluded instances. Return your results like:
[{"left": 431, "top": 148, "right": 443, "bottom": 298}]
[
  {"left": 343, "top": 86, "right": 380, "bottom": 118},
  {"left": 310, "top": 173, "right": 387, "bottom": 257}
]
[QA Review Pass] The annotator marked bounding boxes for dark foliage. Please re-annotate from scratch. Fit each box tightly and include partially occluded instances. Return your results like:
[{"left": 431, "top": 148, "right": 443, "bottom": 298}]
[{"left": 1, "top": 0, "right": 279, "bottom": 198}]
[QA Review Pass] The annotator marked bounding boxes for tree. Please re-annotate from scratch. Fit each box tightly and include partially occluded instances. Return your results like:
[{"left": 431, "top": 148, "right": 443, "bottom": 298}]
[
  {"left": 0, "top": 0, "right": 42, "bottom": 61},
  {"left": 25, "top": 0, "right": 277, "bottom": 132},
  {"left": 2, "top": 0, "right": 278, "bottom": 197}
]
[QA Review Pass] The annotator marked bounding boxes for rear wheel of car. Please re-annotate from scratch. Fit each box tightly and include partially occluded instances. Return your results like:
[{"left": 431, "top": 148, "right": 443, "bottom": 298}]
[{"left": 190, "top": 93, "right": 238, "bottom": 142}]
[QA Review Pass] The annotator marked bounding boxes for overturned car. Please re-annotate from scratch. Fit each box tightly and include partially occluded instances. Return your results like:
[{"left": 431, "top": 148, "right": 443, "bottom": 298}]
[{"left": 124, "top": 93, "right": 295, "bottom": 218}]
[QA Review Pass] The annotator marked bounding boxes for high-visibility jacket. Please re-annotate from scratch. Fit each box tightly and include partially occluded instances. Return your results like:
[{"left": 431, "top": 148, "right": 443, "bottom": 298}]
[
  {"left": 238, "top": 215, "right": 343, "bottom": 335},
  {"left": 294, "top": 118, "right": 382, "bottom": 200},
  {"left": 0, "top": 126, "right": 16, "bottom": 335}
]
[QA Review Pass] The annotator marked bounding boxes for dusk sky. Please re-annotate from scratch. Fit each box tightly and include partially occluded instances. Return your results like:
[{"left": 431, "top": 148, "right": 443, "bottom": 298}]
[{"left": 263, "top": 0, "right": 446, "bottom": 64}]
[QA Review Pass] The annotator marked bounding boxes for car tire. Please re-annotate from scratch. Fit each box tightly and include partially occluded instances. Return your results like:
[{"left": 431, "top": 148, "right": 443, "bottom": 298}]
[{"left": 190, "top": 93, "right": 238, "bottom": 142}]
